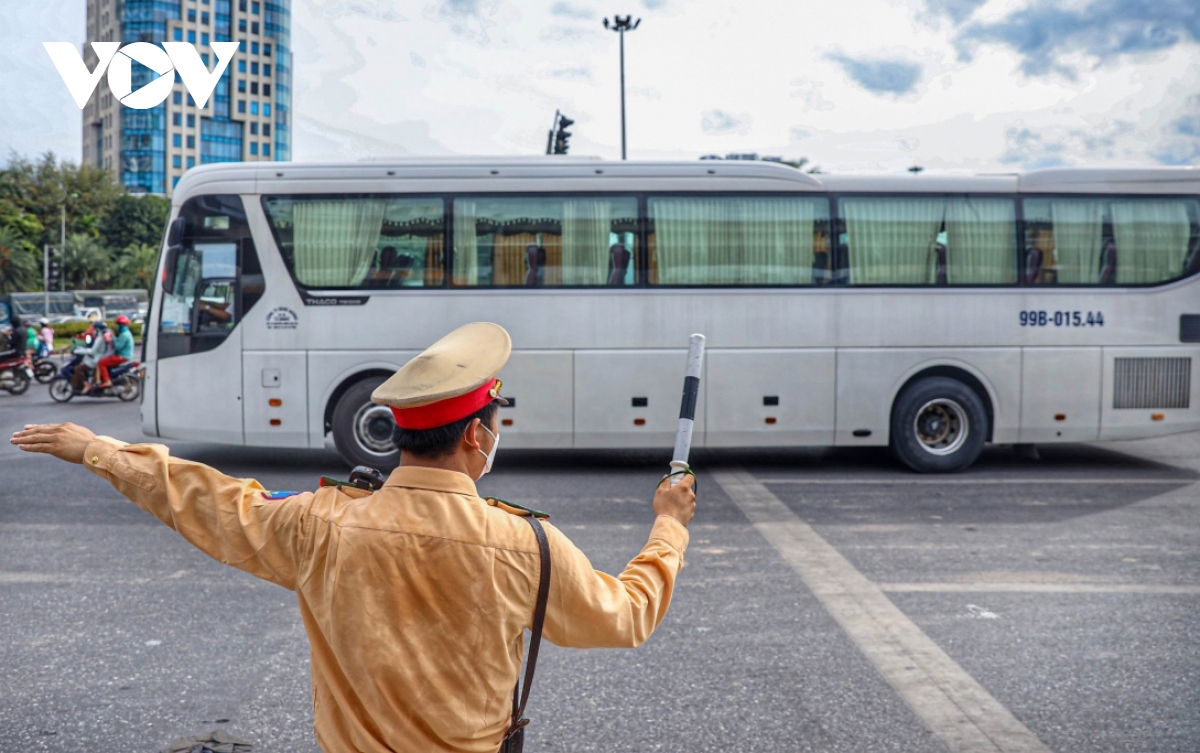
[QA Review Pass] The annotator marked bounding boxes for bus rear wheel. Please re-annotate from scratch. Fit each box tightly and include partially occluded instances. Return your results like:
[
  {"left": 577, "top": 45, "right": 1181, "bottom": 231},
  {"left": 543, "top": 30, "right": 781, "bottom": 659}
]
[
  {"left": 331, "top": 377, "right": 399, "bottom": 470},
  {"left": 890, "top": 377, "right": 987, "bottom": 473}
]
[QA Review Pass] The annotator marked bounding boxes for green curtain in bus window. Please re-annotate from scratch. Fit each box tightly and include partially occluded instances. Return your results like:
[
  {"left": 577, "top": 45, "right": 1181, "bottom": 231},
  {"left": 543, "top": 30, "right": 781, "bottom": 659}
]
[
  {"left": 843, "top": 198, "right": 943, "bottom": 284},
  {"left": 292, "top": 200, "right": 387, "bottom": 287},
  {"left": 652, "top": 197, "right": 816, "bottom": 285},
  {"left": 1049, "top": 200, "right": 1104, "bottom": 284},
  {"left": 453, "top": 200, "right": 479, "bottom": 286},
  {"left": 943, "top": 198, "right": 1016, "bottom": 284},
  {"left": 562, "top": 199, "right": 612, "bottom": 285},
  {"left": 1111, "top": 200, "right": 1192, "bottom": 284}
]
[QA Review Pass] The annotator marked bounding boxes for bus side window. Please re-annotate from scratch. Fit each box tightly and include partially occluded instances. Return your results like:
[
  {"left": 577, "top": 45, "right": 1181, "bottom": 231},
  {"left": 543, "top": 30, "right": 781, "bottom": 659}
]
[
  {"left": 451, "top": 196, "right": 638, "bottom": 287},
  {"left": 647, "top": 195, "right": 829, "bottom": 286}
]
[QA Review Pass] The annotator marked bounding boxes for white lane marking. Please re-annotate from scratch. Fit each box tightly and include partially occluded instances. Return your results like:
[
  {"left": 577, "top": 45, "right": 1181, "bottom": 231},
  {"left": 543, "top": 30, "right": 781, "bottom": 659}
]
[
  {"left": 881, "top": 582, "right": 1200, "bottom": 595},
  {"left": 713, "top": 468, "right": 1052, "bottom": 753},
  {"left": 761, "top": 478, "right": 1192, "bottom": 485}
]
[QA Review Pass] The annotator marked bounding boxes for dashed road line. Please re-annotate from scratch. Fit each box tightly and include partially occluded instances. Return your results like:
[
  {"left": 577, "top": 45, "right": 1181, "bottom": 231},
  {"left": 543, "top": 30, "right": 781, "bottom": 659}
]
[{"left": 713, "top": 468, "right": 1052, "bottom": 753}]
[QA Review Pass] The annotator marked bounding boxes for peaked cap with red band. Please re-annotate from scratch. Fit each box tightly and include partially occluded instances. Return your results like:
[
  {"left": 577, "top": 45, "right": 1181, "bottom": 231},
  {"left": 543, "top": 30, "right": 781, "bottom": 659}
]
[{"left": 371, "top": 322, "right": 511, "bottom": 430}]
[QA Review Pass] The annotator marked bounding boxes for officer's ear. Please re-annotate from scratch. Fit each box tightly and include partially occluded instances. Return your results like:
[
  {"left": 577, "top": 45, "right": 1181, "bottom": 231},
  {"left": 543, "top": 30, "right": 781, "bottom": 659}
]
[{"left": 462, "top": 417, "right": 484, "bottom": 452}]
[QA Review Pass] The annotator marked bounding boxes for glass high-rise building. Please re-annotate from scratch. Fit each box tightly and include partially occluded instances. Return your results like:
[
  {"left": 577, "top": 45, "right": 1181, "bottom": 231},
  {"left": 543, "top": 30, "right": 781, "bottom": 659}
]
[{"left": 82, "top": 0, "right": 291, "bottom": 196}]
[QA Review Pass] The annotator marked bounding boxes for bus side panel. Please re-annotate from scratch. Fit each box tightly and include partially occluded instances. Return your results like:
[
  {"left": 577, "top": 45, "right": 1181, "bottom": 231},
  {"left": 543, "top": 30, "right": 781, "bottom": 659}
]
[
  {"left": 835, "top": 349, "right": 1022, "bottom": 446},
  {"left": 574, "top": 350, "right": 706, "bottom": 449},
  {"left": 243, "top": 350, "right": 309, "bottom": 447},
  {"left": 705, "top": 349, "right": 835, "bottom": 446},
  {"left": 306, "top": 352, "right": 419, "bottom": 449},
  {"left": 496, "top": 351, "right": 573, "bottom": 449},
  {"left": 1019, "top": 348, "right": 1102, "bottom": 443},
  {"left": 156, "top": 330, "right": 245, "bottom": 444},
  {"left": 141, "top": 360, "right": 159, "bottom": 437},
  {"left": 1100, "top": 347, "right": 1200, "bottom": 440}
]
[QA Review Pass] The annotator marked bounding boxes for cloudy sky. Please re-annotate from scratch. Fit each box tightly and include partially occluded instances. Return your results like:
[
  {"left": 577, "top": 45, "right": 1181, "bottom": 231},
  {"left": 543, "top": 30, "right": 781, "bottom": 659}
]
[{"left": 2, "top": 0, "right": 1198, "bottom": 172}]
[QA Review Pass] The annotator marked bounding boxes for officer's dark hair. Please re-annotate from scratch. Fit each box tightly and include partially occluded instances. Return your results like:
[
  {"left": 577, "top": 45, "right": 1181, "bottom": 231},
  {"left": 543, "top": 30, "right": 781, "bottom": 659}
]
[{"left": 392, "top": 401, "right": 499, "bottom": 458}]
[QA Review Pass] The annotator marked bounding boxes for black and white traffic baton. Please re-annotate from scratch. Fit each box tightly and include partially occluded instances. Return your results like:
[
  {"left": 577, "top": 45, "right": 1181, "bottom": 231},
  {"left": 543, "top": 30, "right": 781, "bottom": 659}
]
[{"left": 669, "top": 333, "right": 706, "bottom": 486}]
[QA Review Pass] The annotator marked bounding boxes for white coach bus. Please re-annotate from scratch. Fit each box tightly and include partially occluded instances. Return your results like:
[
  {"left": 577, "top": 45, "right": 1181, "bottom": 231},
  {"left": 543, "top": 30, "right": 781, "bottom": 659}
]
[{"left": 143, "top": 159, "right": 1200, "bottom": 472}]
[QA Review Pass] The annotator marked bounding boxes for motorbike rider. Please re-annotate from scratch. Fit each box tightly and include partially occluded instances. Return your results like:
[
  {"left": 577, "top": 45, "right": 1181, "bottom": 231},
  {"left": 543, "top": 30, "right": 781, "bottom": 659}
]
[
  {"left": 22, "top": 318, "right": 40, "bottom": 360},
  {"left": 0, "top": 324, "right": 16, "bottom": 362},
  {"left": 77, "top": 321, "right": 112, "bottom": 394},
  {"left": 39, "top": 318, "right": 55, "bottom": 358},
  {"left": 95, "top": 316, "right": 134, "bottom": 391}
]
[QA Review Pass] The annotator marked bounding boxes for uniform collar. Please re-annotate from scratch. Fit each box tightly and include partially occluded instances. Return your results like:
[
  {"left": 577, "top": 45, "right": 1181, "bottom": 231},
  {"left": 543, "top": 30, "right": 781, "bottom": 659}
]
[{"left": 384, "top": 465, "right": 479, "bottom": 498}]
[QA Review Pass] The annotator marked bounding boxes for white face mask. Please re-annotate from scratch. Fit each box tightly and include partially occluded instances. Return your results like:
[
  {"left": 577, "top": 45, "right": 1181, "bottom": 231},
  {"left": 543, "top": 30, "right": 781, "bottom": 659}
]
[{"left": 476, "top": 424, "right": 500, "bottom": 478}]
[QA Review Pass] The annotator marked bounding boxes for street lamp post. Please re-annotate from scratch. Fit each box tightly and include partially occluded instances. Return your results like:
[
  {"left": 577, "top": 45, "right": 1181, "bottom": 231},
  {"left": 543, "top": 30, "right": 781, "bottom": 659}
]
[{"left": 603, "top": 15, "right": 640, "bottom": 160}]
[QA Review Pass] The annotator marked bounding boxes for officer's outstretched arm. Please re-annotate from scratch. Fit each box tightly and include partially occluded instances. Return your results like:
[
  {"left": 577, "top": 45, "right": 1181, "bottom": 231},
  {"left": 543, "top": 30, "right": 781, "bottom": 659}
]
[
  {"left": 541, "top": 514, "right": 689, "bottom": 650},
  {"left": 13, "top": 423, "right": 310, "bottom": 590}
]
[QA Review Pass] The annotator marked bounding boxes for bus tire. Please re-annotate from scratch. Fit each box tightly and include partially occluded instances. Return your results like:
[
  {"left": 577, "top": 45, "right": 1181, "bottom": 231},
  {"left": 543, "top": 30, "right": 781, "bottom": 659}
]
[
  {"left": 890, "top": 377, "right": 987, "bottom": 473},
  {"left": 331, "top": 376, "right": 399, "bottom": 470}
]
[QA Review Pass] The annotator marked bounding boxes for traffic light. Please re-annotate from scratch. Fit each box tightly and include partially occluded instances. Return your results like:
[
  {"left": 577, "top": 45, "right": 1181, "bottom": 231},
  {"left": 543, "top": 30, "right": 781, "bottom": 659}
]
[
  {"left": 46, "top": 248, "right": 62, "bottom": 291},
  {"left": 552, "top": 114, "right": 574, "bottom": 155}
]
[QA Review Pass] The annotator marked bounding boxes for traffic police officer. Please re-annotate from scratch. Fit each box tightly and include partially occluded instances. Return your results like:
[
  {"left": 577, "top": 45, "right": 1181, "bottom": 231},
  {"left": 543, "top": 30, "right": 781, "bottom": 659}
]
[{"left": 12, "top": 322, "right": 697, "bottom": 753}]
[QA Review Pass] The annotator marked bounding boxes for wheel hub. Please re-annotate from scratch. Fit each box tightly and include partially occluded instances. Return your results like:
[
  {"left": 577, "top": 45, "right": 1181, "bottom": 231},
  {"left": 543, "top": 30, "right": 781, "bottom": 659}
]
[
  {"left": 353, "top": 404, "right": 397, "bottom": 455},
  {"left": 913, "top": 399, "right": 968, "bottom": 456}
]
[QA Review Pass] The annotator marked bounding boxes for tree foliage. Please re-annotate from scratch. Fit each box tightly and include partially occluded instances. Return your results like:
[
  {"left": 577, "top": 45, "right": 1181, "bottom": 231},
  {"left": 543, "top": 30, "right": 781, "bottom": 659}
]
[
  {"left": 62, "top": 233, "right": 111, "bottom": 290},
  {"left": 0, "top": 151, "right": 169, "bottom": 292},
  {"left": 113, "top": 243, "right": 161, "bottom": 291},
  {"left": 101, "top": 193, "right": 170, "bottom": 251},
  {"left": 0, "top": 226, "right": 40, "bottom": 294}
]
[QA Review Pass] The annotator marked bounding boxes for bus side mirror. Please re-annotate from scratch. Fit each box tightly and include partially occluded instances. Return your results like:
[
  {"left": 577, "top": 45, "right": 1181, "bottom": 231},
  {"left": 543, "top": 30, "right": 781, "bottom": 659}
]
[
  {"left": 167, "top": 217, "right": 187, "bottom": 248},
  {"left": 163, "top": 246, "right": 180, "bottom": 294}
]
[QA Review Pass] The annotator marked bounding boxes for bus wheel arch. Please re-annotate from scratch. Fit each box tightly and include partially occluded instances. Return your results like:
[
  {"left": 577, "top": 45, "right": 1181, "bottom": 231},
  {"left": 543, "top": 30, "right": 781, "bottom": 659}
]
[
  {"left": 326, "top": 369, "right": 399, "bottom": 470},
  {"left": 888, "top": 365, "right": 995, "bottom": 473}
]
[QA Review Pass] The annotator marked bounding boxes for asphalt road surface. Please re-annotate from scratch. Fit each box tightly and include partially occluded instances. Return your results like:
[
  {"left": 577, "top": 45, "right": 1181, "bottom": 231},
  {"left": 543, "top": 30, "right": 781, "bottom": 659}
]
[{"left": 2, "top": 383, "right": 1198, "bottom": 753}]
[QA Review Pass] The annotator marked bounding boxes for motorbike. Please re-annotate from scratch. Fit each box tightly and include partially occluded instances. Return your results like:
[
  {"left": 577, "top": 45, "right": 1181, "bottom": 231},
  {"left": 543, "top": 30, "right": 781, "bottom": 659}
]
[
  {"left": 33, "top": 354, "right": 59, "bottom": 383},
  {"left": 0, "top": 351, "right": 34, "bottom": 395},
  {"left": 48, "top": 353, "right": 142, "bottom": 403}
]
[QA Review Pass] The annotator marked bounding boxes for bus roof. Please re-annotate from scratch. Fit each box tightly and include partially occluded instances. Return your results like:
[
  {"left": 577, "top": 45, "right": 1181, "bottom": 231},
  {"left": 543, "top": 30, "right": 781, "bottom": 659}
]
[{"left": 173, "top": 159, "right": 1200, "bottom": 198}]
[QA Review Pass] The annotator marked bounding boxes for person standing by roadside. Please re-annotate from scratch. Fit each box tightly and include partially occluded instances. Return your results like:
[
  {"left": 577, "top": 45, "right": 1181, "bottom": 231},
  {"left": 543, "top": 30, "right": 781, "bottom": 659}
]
[{"left": 95, "top": 315, "right": 133, "bottom": 390}]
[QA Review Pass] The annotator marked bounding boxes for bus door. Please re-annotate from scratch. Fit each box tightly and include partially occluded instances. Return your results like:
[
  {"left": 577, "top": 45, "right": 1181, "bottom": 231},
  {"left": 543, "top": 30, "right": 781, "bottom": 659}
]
[{"left": 155, "top": 238, "right": 245, "bottom": 444}]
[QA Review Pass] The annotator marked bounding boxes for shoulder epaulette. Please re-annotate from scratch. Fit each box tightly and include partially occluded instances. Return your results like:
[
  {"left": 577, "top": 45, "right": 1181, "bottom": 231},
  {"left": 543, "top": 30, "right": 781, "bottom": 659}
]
[{"left": 486, "top": 496, "right": 550, "bottom": 520}]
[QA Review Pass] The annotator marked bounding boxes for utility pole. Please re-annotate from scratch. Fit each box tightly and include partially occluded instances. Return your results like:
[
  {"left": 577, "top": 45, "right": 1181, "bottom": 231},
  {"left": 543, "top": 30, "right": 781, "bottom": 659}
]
[
  {"left": 603, "top": 15, "right": 640, "bottom": 160},
  {"left": 44, "top": 245, "right": 50, "bottom": 318}
]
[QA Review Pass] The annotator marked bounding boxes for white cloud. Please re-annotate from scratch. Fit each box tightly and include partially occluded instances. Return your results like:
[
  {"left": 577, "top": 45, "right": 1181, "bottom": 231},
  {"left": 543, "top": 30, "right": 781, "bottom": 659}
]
[{"left": 3, "top": 0, "right": 1198, "bottom": 171}]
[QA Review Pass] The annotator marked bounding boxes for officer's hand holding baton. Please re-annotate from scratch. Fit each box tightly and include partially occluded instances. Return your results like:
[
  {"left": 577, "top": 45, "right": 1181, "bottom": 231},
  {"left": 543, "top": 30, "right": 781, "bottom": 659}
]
[
  {"left": 654, "top": 473, "right": 696, "bottom": 527},
  {"left": 653, "top": 333, "right": 705, "bottom": 528}
]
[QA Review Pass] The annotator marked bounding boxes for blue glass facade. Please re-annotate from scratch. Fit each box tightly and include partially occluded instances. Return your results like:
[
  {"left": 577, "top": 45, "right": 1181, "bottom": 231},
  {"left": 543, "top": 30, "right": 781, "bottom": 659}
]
[
  {"left": 200, "top": 0, "right": 243, "bottom": 164},
  {"left": 265, "top": 1, "right": 291, "bottom": 161},
  {"left": 105, "top": 0, "right": 289, "bottom": 195},
  {"left": 119, "top": 0, "right": 179, "bottom": 193}
]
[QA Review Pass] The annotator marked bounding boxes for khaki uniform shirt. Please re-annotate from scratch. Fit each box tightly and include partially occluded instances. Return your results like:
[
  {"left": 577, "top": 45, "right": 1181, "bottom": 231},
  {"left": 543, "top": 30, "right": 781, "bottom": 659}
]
[{"left": 82, "top": 437, "right": 690, "bottom": 753}]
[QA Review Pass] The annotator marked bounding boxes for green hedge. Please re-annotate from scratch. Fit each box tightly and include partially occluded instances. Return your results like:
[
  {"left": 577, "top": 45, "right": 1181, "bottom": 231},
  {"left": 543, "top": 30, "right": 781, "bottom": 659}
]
[{"left": 53, "top": 320, "right": 144, "bottom": 339}]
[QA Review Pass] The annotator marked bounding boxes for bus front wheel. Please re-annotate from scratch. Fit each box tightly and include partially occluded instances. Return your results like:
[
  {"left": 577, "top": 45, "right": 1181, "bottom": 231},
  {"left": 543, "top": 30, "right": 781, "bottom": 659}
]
[
  {"left": 890, "top": 377, "right": 987, "bottom": 473},
  {"left": 331, "top": 377, "right": 400, "bottom": 470}
]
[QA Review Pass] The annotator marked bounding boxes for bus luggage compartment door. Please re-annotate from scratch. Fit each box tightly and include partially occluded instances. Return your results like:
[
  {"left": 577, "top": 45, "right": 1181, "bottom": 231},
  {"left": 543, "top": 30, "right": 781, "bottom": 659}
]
[
  {"left": 705, "top": 349, "right": 835, "bottom": 446},
  {"left": 243, "top": 351, "right": 309, "bottom": 447},
  {"left": 1019, "top": 347, "right": 1102, "bottom": 443},
  {"left": 574, "top": 350, "right": 706, "bottom": 449},
  {"left": 494, "top": 351, "right": 573, "bottom": 449}
]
